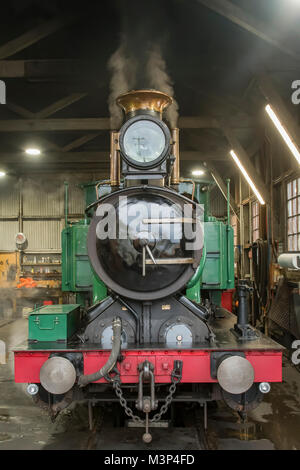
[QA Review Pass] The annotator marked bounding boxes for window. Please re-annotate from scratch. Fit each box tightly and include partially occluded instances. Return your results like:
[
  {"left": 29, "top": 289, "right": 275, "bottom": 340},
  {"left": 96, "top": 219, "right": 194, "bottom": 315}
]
[
  {"left": 287, "top": 178, "right": 300, "bottom": 251},
  {"left": 252, "top": 201, "right": 260, "bottom": 243}
]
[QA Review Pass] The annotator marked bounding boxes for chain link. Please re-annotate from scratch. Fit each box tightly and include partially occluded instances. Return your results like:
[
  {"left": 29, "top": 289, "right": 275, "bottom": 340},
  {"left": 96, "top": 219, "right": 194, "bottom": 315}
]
[
  {"left": 113, "top": 375, "right": 180, "bottom": 424},
  {"left": 149, "top": 382, "right": 177, "bottom": 423},
  {"left": 113, "top": 381, "right": 143, "bottom": 423}
]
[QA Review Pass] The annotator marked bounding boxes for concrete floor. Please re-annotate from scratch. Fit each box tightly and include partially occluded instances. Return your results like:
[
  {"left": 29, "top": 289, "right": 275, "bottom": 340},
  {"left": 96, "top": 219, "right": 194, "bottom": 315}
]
[{"left": 0, "top": 318, "right": 300, "bottom": 450}]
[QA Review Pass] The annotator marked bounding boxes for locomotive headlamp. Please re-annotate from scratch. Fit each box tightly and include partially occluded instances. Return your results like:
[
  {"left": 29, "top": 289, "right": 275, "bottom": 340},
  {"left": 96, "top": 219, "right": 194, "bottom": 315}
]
[{"left": 119, "top": 116, "right": 171, "bottom": 168}]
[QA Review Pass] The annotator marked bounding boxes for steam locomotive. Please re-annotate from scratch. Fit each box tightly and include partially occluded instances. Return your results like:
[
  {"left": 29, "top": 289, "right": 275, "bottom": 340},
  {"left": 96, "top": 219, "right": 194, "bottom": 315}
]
[{"left": 14, "top": 90, "right": 282, "bottom": 442}]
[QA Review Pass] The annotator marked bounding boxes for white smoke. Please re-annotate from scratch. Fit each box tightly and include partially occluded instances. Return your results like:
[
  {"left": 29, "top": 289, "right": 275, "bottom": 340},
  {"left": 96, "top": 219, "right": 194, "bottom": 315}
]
[
  {"left": 107, "top": 41, "right": 137, "bottom": 129},
  {"left": 107, "top": 41, "right": 178, "bottom": 128},
  {"left": 146, "top": 44, "right": 179, "bottom": 127}
]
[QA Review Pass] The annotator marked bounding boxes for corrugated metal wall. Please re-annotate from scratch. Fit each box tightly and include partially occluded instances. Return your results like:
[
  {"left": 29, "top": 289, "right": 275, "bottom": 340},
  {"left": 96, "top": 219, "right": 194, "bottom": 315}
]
[
  {"left": 1, "top": 174, "right": 227, "bottom": 251},
  {"left": 22, "top": 177, "right": 63, "bottom": 217},
  {"left": 68, "top": 184, "right": 86, "bottom": 215},
  {"left": 0, "top": 221, "right": 19, "bottom": 250},
  {"left": 0, "top": 176, "right": 19, "bottom": 217},
  {"left": 0, "top": 175, "right": 94, "bottom": 252},
  {"left": 210, "top": 186, "right": 227, "bottom": 217},
  {"left": 23, "top": 220, "right": 64, "bottom": 251}
]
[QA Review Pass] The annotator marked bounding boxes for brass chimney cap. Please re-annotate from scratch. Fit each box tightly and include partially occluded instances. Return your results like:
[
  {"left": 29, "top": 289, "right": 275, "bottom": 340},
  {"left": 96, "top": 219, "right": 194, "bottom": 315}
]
[{"left": 116, "top": 89, "right": 173, "bottom": 117}]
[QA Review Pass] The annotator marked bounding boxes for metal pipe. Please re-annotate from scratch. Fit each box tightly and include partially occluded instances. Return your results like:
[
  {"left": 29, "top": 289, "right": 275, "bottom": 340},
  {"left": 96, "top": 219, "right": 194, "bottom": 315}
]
[
  {"left": 186, "top": 241, "right": 207, "bottom": 289},
  {"left": 179, "top": 178, "right": 195, "bottom": 201},
  {"left": 18, "top": 177, "right": 23, "bottom": 233},
  {"left": 78, "top": 317, "right": 122, "bottom": 387},
  {"left": 226, "top": 178, "right": 230, "bottom": 224},
  {"left": 64, "top": 181, "right": 68, "bottom": 227},
  {"left": 110, "top": 131, "right": 120, "bottom": 187},
  {"left": 171, "top": 128, "right": 180, "bottom": 185},
  {"left": 226, "top": 179, "right": 232, "bottom": 284}
]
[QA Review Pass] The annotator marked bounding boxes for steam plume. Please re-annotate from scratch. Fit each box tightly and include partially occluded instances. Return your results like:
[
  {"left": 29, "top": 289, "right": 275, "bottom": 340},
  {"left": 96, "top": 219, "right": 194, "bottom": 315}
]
[
  {"left": 107, "top": 41, "right": 137, "bottom": 129},
  {"left": 146, "top": 44, "right": 179, "bottom": 127},
  {"left": 107, "top": 40, "right": 178, "bottom": 127}
]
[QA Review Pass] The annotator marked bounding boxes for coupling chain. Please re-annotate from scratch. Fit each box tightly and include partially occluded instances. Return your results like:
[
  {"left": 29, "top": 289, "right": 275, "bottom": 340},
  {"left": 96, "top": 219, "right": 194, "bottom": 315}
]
[{"left": 111, "top": 361, "right": 182, "bottom": 424}]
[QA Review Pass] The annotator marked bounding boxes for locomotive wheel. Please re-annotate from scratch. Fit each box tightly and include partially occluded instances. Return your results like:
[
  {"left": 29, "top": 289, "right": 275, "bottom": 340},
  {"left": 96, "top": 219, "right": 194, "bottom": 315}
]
[{"left": 222, "top": 384, "right": 263, "bottom": 412}]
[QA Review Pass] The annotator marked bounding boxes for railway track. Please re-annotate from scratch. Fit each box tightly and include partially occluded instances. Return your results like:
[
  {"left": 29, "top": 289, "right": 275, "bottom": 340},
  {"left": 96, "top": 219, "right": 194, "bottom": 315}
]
[{"left": 84, "top": 403, "right": 212, "bottom": 450}]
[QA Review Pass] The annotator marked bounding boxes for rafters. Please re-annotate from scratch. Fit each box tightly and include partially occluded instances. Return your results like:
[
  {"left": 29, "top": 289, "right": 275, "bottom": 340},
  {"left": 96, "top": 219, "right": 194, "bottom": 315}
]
[
  {"left": 0, "top": 115, "right": 257, "bottom": 132},
  {"left": 197, "top": 0, "right": 300, "bottom": 60},
  {"left": 0, "top": 150, "right": 228, "bottom": 164},
  {"left": 0, "top": 18, "right": 69, "bottom": 60},
  {"left": 34, "top": 93, "right": 87, "bottom": 119},
  {"left": 62, "top": 133, "right": 101, "bottom": 152},
  {"left": 5, "top": 93, "right": 87, "bottom": 120}
]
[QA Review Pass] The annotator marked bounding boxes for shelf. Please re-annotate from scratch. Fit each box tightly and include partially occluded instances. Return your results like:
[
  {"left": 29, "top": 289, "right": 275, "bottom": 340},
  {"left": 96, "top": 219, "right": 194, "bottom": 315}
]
[{"left": 21, "top": 263, "right": 61, "bottom": 266}]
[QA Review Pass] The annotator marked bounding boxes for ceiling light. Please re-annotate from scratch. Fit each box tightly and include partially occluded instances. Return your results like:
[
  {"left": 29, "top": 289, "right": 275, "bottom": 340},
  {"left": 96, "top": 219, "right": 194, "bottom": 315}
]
[
  {"left": 0, "top": 171, "right": 6, "bottom": 177},
  {"left": 229, "top": 150, "right": 265, "bottom": 205},
  {"left": 25, "top": 148, "right": 41, "bottom": 156},
  {"left": 265, "top": 104, "right": 300, "bottom": 165},
  {"left": 192, "top": 170, "right": 204, "bottom": 176}
]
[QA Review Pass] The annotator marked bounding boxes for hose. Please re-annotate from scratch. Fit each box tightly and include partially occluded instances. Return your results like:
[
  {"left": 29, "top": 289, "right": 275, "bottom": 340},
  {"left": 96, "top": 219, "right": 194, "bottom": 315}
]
[{"left": 78, "top": 317, "right": 122, "bottom": 387}]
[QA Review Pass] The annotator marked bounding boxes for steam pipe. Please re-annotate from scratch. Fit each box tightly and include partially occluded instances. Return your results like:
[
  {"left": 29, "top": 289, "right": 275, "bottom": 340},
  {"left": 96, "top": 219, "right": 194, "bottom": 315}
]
[
  {"left": 78, "top": 317, "right": 122, "bottom": 387},
  {"left": 110, "top": 131, "right": 120, "bottom": 187},
  {"left": 171, "top": 128, "right": 180, "bottom": 185}
]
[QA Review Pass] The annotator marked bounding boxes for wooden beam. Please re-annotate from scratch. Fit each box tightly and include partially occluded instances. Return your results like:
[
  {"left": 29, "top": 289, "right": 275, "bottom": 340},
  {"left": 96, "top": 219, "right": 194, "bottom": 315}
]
[
  {"left": 6, "top": 102, "right": 35, "bottom": 119},
  {"left": 35, "top": 93, "right": 87, "bottom": 119},
  {"left": 1, "top": 57, "right": 299, "bottom": 80},
  {"left": 0, "top": 18, "right": 68, "bottom": 60},
  {"left": 0, "top": 116, "right": 256, "bottom": 132},
  {"left": 0, "top": 60, "right": 101, "bottom": 79},
  {"left": 10, "top": 165, "right": 109, "bottom": 175},
  {"left": 6, "top": 93, "right": 87, "bottom": 120},
  {"left": 0, "top": 151, "right": 109, "bottom": 163},
  {"left": 0, "top": 60, "right": 25, "bottom": 77},
  {"left": 197, "top": 0, "right": 300, "bottom": 60},
  {"left": 258, "top": 73, "right": 300, "bottom": 148},
  {"left": 62, "top": 133, "right": 101, "bottom": 152},
  {"left": 10, "top": 163, "right": 109, "bottom": 169},
  {"left": 0, "top": 150, "right": 228, "bottom": 163},
  {"left": 179, "top": 115, "right": 256, "bottom": 129},
  {"left": 0, "top": 118, "right": 110, "bottom": 132},
  {"left": 32, "top": 137, "right": 62, "bottom": 152},
  {"left": 179, "top": 151, "right": 228, "bottom": 161},
  {"left": 220, "top": 122, "right": 271, "bottom": 205}
]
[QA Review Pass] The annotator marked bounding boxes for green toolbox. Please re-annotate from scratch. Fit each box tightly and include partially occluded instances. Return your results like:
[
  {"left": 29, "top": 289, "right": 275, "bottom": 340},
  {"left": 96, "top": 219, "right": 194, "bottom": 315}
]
[{"left": 28, "top": 304, "right": 81, "bottom": 342}]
